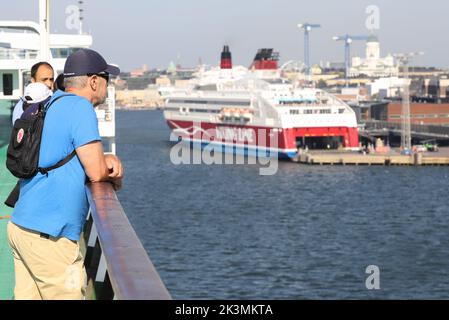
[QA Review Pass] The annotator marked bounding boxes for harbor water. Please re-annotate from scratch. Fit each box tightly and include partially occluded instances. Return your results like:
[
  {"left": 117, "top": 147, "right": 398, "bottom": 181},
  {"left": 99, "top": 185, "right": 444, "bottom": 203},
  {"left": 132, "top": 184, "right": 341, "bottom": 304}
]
[{"left": 117, "top": 109, "right": 449, "bottom": 299}]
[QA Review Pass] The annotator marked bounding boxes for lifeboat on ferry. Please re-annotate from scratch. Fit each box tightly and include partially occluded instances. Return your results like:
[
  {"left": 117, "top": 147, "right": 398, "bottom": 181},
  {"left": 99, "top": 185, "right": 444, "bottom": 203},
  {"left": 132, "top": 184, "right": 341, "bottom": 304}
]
[
  {"left": 222, "top": 108, "right": 231, "bottom": 117},
  {"left": 232, "top": 109, "right": 241, "bottom": 118},
  {"left": 242, "top": 109, "right": 252, "bottom": 120}
]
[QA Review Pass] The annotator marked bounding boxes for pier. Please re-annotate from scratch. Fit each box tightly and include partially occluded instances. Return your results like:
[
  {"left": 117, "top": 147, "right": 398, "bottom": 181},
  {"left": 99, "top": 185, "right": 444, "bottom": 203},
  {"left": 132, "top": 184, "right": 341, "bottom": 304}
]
[{"left": 295, "top": 150, "right": 449, "bottom": 166}]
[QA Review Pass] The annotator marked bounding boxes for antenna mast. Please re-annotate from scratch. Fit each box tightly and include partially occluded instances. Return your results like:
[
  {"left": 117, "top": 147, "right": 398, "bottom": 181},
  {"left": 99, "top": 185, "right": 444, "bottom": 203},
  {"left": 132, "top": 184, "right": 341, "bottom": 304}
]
[{"left": 78, "top": 1, "right": 84, "bottom": 35}]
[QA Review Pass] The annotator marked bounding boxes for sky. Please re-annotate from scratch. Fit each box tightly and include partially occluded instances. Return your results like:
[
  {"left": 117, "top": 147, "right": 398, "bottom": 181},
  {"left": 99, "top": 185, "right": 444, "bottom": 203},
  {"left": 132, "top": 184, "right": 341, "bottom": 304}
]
[{"left": 1, "top": 0, "right": 448, "bottom": 71}]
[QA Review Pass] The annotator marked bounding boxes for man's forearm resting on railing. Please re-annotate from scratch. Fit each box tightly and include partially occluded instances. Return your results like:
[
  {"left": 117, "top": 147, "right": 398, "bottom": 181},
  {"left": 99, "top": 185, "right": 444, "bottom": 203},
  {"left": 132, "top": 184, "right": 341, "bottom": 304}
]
[{"left": 76, "top": 140, "right": 124, "bottom": 190}]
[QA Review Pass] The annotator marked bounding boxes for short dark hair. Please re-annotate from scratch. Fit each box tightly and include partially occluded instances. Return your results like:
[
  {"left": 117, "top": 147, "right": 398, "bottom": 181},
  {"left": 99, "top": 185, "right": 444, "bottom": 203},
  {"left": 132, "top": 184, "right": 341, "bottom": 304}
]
[
  {"left": 54, "top": 74, "right": 65, "bottom": 91},
  {"left": 31, "top": 62, "right": 53, "bottom": 80}
]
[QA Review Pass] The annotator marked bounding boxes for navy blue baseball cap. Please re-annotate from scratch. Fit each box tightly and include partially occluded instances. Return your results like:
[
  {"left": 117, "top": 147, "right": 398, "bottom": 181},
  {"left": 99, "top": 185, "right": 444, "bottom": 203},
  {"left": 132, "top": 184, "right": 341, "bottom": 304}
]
[{"left": 63, "top": 48, "right": 120, "bottom": 77}]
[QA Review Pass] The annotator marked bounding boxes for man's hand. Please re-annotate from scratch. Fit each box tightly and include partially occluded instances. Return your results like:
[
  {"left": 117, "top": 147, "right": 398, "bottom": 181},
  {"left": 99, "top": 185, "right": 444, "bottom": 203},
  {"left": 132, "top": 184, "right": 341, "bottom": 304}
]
[
  {"left": 105, "top": 154, "right": 124, "bottom": 191},
  {"left": 105, "top": 154, "right": 124, "bottom": 179}
]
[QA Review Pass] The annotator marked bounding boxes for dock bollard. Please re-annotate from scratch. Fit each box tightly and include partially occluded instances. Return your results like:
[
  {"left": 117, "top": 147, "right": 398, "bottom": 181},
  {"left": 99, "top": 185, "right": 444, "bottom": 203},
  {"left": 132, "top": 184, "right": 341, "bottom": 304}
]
[{"left": 414, "top": 152, "right": 423, "bottom": 166}]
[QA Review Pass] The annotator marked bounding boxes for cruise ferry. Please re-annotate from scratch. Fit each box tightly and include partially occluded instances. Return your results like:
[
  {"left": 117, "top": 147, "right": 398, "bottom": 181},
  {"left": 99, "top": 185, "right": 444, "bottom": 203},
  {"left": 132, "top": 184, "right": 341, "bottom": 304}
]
[
  {"left": 0, "top": 0, "right": 116, "bottom": 152},
  {"left": 163, "top": 46, "right": 359, "bottom": 159}
]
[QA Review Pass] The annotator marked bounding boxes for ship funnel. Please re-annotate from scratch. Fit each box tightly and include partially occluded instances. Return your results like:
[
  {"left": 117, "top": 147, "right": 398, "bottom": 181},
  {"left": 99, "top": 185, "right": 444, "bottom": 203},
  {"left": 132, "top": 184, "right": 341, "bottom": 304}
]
[
  {"left": 250, "top": 48, "right": 279, "bottom": 70},
  {"left": 220, "top": 45, "right": 232, "bottom": 69}
]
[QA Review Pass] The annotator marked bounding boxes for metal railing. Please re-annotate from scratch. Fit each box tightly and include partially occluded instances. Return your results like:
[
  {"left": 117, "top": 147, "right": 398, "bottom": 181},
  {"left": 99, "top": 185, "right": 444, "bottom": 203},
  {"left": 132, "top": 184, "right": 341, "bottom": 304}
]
[
  {"left": 364, "top": 120, "right": 449, "bottom": 138},
  {"left": 84, "top": 182, "right": 171, "bottom": 300},
  {"left": 0, "top": 48, "right": 39, "bottom": 60}
]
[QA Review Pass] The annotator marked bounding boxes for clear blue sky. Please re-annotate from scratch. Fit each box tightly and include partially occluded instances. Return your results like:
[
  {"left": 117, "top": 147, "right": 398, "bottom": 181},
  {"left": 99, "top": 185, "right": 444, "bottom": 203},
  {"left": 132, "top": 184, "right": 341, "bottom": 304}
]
[{"left": 1, "top": 0, "right": 447, "bottom": 71}]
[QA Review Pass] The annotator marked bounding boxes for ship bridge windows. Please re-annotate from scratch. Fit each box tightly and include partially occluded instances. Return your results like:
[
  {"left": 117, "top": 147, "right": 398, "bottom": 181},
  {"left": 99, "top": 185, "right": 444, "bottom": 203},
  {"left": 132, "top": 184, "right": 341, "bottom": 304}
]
[{"left": 51, "top": 47, "right": 85, "bottom": 59}]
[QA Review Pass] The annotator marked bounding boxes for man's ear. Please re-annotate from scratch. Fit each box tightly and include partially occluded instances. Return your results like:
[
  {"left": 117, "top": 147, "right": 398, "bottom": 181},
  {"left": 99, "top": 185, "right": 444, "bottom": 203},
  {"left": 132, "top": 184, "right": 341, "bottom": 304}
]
[{"left": 89, "top": 76, "right": 98, "bottom": 91}]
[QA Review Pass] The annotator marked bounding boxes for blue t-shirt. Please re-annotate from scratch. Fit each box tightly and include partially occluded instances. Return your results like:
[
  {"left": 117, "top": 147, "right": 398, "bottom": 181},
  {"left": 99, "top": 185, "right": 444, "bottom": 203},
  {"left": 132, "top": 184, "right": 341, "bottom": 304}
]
[{"left": 12, "top": 90, "right": 101, "bottom": 241}]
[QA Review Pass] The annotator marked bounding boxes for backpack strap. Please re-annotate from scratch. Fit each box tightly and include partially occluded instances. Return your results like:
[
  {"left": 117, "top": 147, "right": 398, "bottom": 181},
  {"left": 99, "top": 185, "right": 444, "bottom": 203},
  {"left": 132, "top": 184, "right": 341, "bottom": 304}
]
[
  {"left": 42, "top": 94, "right": 75, "bottom": 113},
  {"left": 38, "top": 150, "right": 77, "bottom": 176},
  {"left": 37, "top": 93, "right": 78, "bottom": 176}
]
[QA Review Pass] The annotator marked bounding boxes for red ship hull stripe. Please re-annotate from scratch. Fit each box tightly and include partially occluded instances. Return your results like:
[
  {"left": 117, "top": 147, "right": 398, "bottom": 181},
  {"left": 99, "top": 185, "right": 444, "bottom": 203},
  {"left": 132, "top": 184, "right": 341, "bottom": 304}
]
[{"left": 166, "top": 120, "right": 359, "bottom": 149}]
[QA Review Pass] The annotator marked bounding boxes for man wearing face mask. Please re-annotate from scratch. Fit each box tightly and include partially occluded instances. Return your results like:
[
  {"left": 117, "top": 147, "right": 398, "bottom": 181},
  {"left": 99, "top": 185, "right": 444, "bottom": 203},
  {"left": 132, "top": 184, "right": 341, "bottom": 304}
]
[{"left": 11, "top": 61, "right": 55, "bottom": 125}]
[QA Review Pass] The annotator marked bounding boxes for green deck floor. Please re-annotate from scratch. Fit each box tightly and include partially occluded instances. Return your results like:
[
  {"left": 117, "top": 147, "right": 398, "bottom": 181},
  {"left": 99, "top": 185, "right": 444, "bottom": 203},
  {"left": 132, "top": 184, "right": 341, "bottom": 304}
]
[{"left": 0, "top": 103, "right": 16, "bottom": 300}]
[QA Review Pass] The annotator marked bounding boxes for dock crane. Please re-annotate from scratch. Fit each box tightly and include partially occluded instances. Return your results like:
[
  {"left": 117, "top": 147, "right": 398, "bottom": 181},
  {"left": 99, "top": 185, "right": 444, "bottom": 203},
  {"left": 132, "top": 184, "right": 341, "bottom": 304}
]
[
  {"left": 297, "top": 23, "right": 321, "bottom": 80},
  {"left": 332, "top": 34, "right": 368, "bottom": 86},
  {"left": 393, "top": 52, "right": 424, "bottom": 151}
]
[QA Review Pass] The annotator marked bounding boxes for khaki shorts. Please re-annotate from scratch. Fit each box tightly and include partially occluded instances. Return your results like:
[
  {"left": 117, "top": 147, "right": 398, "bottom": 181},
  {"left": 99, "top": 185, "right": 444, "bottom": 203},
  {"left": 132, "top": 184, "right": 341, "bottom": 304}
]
[{"left": 7, "top": 221, "right": 87, "bottom": 300}]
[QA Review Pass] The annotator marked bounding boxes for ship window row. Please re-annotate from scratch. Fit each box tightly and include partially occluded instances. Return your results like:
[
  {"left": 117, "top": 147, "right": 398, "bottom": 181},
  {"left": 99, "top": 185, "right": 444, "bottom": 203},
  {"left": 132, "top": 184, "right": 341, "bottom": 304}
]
[
  {"left": 290, "top": 108, "right": 333, "bottom": 115},
  {"left": 50, "top": 48, "right": 85, "bottom": 59},
  {"left": 166, "top": 106, "right": 230, "bottom": 114},
  {"left": 164, "top": 107, "right": 180, "bottom": 111},
  {"left": 174, "top": 107, "right": 221, "bottom": 114},
  {"left": 222, "top": 116, "right": 250, "bottom": 123},
  {"left": 169, "top": 99, "right": 250, "bottom": 106},
  {"left": 189, "top": 108, "right": 220, "bottom": 113},
  {"left": 279, "top": 100, "right": 318, "bottom": 105}
]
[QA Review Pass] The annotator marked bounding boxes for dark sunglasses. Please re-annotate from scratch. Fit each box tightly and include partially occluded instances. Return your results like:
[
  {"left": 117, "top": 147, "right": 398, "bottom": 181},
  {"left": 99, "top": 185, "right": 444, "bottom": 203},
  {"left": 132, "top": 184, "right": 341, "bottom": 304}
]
[{"left": 87, "top": 72, "right": 109, "bottom": 83}]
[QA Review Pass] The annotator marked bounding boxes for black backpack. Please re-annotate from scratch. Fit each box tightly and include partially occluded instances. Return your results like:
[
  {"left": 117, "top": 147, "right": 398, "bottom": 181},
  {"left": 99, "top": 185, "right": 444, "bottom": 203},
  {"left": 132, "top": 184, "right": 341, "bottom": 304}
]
[{"left": 6, "top": 94, "right": 77, "bottom": 179}]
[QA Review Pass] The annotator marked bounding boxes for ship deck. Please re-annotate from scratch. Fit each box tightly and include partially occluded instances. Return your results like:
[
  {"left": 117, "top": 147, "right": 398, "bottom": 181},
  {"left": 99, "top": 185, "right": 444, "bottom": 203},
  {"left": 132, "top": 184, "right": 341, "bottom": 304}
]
[{"left": 0, "top": 104, "right": 16, "bottom": 300}]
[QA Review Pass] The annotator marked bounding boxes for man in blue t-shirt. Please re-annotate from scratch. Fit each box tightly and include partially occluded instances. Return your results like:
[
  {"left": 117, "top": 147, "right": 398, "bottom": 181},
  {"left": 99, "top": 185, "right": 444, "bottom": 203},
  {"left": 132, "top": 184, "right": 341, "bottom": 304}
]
[{"left": 7, "top": 49, "right": 123, "bottom": 300}]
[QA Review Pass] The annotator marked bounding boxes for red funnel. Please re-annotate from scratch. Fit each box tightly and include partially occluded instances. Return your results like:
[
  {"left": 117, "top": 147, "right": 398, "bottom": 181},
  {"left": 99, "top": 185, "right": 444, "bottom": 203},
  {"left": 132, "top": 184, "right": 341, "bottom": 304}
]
[{"left": 220, "top": 45, "right": 232, "bottom": 69}]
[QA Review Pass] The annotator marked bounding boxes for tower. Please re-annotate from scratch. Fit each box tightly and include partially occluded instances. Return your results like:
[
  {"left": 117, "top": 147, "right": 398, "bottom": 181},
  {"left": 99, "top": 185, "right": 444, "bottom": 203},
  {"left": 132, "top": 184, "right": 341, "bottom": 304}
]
[{"left": 366, "top": 34, "right": 380, "bottom": 59}]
